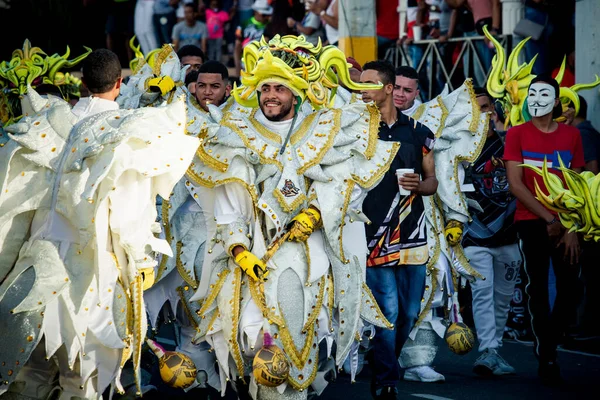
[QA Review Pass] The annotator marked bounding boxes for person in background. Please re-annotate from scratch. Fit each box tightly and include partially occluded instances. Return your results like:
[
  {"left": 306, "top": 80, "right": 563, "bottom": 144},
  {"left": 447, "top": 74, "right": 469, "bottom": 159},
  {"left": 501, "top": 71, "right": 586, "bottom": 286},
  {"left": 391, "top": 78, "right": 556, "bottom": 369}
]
[
  {"left": 134, "top": 0, "right": 159, "bottom": 55},
  {"left": 234, "top": 0, "right": 273, "bottom": 78},
  {"left": 172, "top": 2, "right": 208, "bottom": 52},
  {"left": 106, "top": 0, "right": 136, "bottom": 67},
  {"left": 193, "top": 60, "right": 232, "bottom": 112},
  {"left": 287, "top": 3, "right": 325, "bottom": 46},
  {"left": 567, "top": 94, "right": 600, "bottom": 346},
  {"left": 153, "top": 0, "right": 180, "bottom": 47},
  {"left": 360, "top": 60, "right": 438, "bottom": 398},
  {"left": 571, "top": 95, "right": 600, "bottom": 174},
  {"left": 463, "top": 87, "right": 521, "bottom": 377},
  {"left": 177, "top": 44, "right": 206, "bottom": 77},
  {"left": 309, "top": 0, "right": 338, "bottom": 46},
  {"left": 504, "top": 74, "right": 583, "bottom": 386},
  {"left": 205, "top": 0, "right": 236, "bottom": 62}
]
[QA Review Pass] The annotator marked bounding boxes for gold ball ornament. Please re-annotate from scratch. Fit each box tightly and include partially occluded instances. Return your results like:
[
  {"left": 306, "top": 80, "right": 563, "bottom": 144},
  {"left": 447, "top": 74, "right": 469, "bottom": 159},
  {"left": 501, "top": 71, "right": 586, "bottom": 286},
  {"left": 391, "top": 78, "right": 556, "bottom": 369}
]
[
  {"left": 444, "top": 322, "right": 475, "bottom": 355},
  {"left": 146, "top": 338, "right": 197, "bottom": 389},
  {"left": 252, "top": 334, "right": 290, "bottom": 387}
]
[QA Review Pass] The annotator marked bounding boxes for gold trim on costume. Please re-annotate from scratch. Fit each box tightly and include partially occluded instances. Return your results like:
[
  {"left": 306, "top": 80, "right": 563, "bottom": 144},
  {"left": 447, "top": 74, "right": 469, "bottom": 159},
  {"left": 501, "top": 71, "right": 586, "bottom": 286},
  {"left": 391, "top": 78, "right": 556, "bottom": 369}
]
[
  {"left": 230, "top": 267, "right": 246, "bottom": 380},
  {"left": 197, "top": 269, "right": 231, "bottom": 317},
  {"left": 365, "top": 104, "right": 381, "bottom": 159},
  {"left": 338, "top": 180, "right": 355, "bottom": 263},
  {"left": 287, "top": 356, "right": 319, "bottom": 391},
  {"left": 297, "top": 109, "right": 342, "bottom": 175},
  {"left": 290, "top": 112, "right": 319, "bottom": 145},
  {"left": 412, "top": 103, "right": 426, "bottom": 121},
  {"left": 362, "top": 283, "right": 394, "bottom": 329},
  {"left": 175, "top": 241, "right": 198, "bottom": 289},
  {"left": 351, "top": 142, "right": 400, "bottom": 188},
  {"left": 249, "top": 108, "right": 282, "bottom": 144},
  {"left": 156, "top": 200, "right": 171, "bottom": 281},
  {"left": 436, "top": 96, "right": 449, "bottom": 138}
]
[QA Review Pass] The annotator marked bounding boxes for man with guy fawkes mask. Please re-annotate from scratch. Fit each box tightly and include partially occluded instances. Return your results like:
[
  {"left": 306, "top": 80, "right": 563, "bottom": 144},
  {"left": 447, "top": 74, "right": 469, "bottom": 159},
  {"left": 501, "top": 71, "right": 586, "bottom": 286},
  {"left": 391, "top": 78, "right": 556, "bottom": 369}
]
[{"left": 503, "top": 74, "right": 584, "bottom": 386}]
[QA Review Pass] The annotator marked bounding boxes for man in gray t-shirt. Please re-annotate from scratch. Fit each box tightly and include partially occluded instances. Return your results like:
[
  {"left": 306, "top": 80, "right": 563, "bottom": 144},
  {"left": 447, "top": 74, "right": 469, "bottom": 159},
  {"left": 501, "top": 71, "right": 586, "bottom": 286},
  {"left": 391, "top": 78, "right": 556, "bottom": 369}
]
[
  {"left": 172, "top": 2, "right": 208, "bottom": 52},
  {"left": 287, "top": 11, "right": 325, "bottom": 46}
]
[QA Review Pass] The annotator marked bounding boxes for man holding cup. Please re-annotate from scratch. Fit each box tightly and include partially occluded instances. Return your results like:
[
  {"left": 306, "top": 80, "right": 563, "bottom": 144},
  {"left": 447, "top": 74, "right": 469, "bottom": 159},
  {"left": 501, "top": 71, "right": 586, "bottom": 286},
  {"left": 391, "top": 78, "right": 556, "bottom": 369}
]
[{"left": 360, "top": 60, "right": 438, "bottom": 398}]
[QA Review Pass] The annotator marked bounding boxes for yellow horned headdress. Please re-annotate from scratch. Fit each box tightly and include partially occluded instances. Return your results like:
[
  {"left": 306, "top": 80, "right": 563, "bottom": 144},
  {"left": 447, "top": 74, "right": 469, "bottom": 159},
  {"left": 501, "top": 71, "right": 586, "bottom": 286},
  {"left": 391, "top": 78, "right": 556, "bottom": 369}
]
[
  {"left": 484, "top": 26, "right": 600, "bottom": 128},
  {"left": 233, "top": 34, "right": 380, "bottom": 109},
  {"left": 0, "top": 39, "right": 91, "bottom": 125}
]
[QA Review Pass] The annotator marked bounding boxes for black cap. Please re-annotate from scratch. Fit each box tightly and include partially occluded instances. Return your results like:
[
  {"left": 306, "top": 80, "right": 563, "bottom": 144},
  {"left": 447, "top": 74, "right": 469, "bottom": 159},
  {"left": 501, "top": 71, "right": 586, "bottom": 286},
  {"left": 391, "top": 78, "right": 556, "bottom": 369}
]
[{"left": 529, "top": 74, "right": 562, "bottom": 119}]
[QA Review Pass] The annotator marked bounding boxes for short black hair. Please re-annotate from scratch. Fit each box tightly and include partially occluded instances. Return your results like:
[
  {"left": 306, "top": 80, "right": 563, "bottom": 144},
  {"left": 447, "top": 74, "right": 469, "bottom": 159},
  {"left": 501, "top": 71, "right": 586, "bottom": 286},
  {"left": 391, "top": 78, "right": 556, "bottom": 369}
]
[
  {"left": 529, "top": 73, "right": 562, "bottom": 119},
  {"left": 81, "top": 48, "right": 122, "bottom": 94},
  {"left": 395, "top": 65, "right": 419, "bottom": 80},
  {"left": 198, "top": 60, "right": 229, "bottom": 81},
  {"left": 185, "top": 69, "right": 200, "bottom": 86},
  {"left": 362, "top": 60, "right": 395, "bottom": 86},
  {"left": 578, "top": 94, "right": 588, "bottom": 119},
  {"left": 177, "top": 44, "right": 206, "bottom": 63},
  {"left": 473, "top": 86, "right": 493, "bottom": 104}
]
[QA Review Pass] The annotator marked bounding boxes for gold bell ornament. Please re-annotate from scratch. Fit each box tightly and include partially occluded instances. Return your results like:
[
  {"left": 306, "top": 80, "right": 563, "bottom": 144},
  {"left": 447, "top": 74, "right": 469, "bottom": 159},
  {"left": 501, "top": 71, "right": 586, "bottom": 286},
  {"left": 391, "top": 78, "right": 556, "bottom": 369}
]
[
  {"left": 146, "top": 338, "right": 198, "bottom": 389},
  {"left": 252, "top": 332, "right": 290, "bottom": 387}
]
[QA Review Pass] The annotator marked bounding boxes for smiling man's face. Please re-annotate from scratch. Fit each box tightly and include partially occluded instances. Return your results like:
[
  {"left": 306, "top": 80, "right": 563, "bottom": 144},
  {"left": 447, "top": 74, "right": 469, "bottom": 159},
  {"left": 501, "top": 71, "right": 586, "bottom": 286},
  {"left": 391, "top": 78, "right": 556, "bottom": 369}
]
[{"left": 258, "top": 83, "right": 297, "bottom": 122}]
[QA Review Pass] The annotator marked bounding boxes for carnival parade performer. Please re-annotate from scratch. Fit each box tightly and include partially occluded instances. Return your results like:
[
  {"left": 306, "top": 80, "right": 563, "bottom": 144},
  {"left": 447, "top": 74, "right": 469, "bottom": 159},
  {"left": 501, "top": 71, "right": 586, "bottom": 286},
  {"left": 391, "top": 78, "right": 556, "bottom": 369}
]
[
  {"left": 0, "top": 48, "right": 199, "bottom": 399},
  {"left": 184, "top": 34, "right": 400, "bottom": 400}
]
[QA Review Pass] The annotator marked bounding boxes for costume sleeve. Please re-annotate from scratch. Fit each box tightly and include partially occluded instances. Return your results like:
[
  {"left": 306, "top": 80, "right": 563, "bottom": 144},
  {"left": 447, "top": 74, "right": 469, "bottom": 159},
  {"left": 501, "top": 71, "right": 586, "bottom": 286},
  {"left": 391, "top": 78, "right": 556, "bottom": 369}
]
[
  {"left": 502, "top": 126, "right": 522, "bottom": 162},
  {"left": 571, "top": 127, "right": 585, "bottom": 168},
  {"left": 214, "top": 182, "right": 254, "bottom": 256}
]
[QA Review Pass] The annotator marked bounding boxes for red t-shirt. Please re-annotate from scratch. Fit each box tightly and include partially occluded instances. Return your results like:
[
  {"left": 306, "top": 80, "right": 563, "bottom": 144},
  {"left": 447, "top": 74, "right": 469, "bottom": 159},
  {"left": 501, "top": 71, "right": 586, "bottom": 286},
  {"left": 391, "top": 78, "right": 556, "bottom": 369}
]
[{"left": 503, "top": 121, "right": 585, "bottom": 221}]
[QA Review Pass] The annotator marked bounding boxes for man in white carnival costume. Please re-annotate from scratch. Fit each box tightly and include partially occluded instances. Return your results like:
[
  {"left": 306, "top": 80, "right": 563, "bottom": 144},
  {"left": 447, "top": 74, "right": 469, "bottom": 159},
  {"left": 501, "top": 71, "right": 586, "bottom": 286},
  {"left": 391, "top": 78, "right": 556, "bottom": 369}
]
[
  {"left": 391, "top": 66, "right": 487, "bottom": 383},
  {"left": 0, "top": 49, "right": 198, "bottom": 399},
  {"left": 117, "top": 45, "right": 236, "bottom": 393},
  {"left": 185, "top": 34, "right": 400, "bottom": 400}
]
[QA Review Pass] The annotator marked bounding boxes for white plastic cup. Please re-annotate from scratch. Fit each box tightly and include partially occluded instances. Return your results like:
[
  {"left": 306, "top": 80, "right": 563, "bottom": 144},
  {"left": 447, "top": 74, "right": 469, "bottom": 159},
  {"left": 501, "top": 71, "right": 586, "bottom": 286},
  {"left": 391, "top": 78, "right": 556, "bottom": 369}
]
[
  {"left": 413, "top": 26, "right": 423, "bottom": 42},
  {"left": 396, "top": 168, "right": 414, "bottom": 196}
]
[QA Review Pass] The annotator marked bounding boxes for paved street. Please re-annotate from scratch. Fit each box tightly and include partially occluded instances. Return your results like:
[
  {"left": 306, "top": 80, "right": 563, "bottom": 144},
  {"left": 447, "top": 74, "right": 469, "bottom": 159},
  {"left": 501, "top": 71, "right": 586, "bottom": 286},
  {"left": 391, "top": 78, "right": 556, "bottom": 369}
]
[{"left": 130, "top": 327, "right": 600, "bottom": 400}]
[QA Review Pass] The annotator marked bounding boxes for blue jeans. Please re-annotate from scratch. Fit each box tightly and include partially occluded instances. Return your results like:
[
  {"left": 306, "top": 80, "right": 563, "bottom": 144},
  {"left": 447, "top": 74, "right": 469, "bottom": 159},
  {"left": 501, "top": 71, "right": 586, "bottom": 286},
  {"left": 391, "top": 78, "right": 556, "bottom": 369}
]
[{"left": 366, "top": 264, "right": 426, "bottom": 389}]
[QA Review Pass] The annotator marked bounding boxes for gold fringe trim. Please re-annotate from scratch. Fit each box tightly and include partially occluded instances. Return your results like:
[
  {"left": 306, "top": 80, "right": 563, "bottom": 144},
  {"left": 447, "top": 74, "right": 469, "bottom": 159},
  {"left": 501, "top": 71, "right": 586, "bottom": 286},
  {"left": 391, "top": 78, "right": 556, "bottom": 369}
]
[
  {"left": 175, "top": 241, "right": 198, "bottom": 289},
  {"left": 436, "top": 96, "right": 449, "bottom": 138},
  {"left": 302, "top": 276, "right": 326, "bottom": 333},
  {"left": 412, "top": 103, "right": 426, "bottom": 121},
  {"left": 297, "top": 109, "right": 342, "bottom": 175},
  {"left": 365, "top": 103, "right": 381, "bottom": 159},
  {"left": 362, "top": 283, "right": 394, "bottom": 329},
  {"left": 156, "top": 200, "right": 171, "bottom": 281},
  {"left": 290, "top": 112, "right": 319, "bottom": 145},
  {"left": 287, "top": 356, "right": 319, "bottom": 391},
  {"left": 338, "top": 180, "right": 355, "bottom": 263},
  {"left": 230, "top": 267, "right": 245, "bottom": 380},
  {"left": 465, "top": 79, "right": 481, "bottom": 133},
  {"left": 249, "top": 108, "right": 282, "bottom": 144},
  {"left": 351, "top": 142, "right": 400, "bottom": 188},
  {"left": 273, "top": 186, "right": 307, "bottom": 213},
  {"left": 197, "top": 269, "right": 231, "bottom": 317},
  {"left": 185, "top": 171, "right": 259, "bottom": 209},
  {"left": 221, "top": 113, "right": 283, "bottom": 170},
  {"left": 176, "top": 285, "right": 199, "bottom": 329},
  {"left": 196, "top": 138, "right": 229, "bottom": 173},
  {"left": 327, "top": 272, "right": 334, "bottom": 332}
]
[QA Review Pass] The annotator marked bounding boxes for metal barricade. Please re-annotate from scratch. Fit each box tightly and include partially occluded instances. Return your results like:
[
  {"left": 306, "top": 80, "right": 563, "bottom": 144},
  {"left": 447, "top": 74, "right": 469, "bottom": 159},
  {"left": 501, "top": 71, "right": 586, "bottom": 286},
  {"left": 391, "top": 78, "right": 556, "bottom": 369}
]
[{"left": 384, "top": 35, "right": 512, "bottom": 101}]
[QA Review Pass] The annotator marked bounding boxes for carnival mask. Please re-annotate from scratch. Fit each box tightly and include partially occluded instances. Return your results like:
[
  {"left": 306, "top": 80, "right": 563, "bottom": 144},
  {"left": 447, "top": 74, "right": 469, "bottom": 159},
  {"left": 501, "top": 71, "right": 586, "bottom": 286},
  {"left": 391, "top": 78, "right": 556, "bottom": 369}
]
[{"left": 527, "top": 82, "right": 556, "bottom": 117}]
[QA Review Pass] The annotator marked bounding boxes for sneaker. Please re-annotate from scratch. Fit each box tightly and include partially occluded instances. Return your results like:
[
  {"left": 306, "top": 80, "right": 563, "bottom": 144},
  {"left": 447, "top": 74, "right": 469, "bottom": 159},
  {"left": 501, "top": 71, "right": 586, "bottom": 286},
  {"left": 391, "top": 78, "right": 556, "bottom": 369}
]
[
  {"left": 473, "top": 349, "right": 499, "bottom": 376},
  {"left": 493, "top": 352, "right": 516, "bottom": 375},
  {"left": 404, "top": 366, "right": 445, "bottom": 383},
  {"left": 373, "top": 386, "right": 398, "bottom": 399}
]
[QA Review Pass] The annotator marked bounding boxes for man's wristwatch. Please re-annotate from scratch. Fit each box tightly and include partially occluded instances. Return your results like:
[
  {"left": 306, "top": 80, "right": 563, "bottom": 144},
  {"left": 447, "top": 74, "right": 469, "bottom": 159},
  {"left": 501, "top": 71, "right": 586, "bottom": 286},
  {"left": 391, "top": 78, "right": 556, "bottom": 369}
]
[{"left": 546, "top": 217, "right": 558, "bottom": 225}]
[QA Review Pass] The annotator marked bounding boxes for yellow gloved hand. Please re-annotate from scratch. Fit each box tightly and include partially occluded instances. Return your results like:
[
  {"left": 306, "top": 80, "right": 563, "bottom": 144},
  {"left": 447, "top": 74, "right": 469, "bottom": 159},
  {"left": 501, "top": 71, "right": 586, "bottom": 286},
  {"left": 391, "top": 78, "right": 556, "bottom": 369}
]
[
  {"left": 235, "top": 250, "right": 268, "bottom": 281},
  {"left": 139, "top": 267, "right": 156, "bottom": 291},
  {"left": 287, "top": 207, "right": 321, "bottom": 242},
  {"left": 148, "top": 75, "right": 176, "bottom": 95},
  {"left": 445, "top": 220, "right": 464, "bottom": 246}
]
